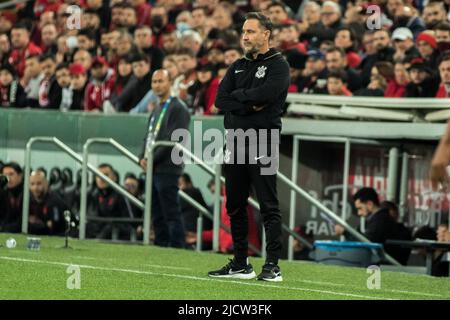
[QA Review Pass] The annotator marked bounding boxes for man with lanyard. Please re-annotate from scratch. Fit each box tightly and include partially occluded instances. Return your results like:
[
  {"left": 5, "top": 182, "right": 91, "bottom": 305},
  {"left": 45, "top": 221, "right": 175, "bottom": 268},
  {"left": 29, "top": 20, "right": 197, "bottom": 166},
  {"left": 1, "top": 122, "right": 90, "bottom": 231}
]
[
  {"left": 208, "top": 12, "right": 290, "bottom": 282},
  {"left": 139, "top": 69, "right": 190, "bottom": 248}
]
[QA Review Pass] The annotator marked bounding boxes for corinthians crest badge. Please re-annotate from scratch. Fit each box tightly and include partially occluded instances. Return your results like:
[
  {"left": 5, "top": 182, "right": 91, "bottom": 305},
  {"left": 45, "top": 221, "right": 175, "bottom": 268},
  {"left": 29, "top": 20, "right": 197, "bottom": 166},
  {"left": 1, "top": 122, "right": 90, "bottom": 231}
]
[{"left": 255, "top": 66, "right": 267, "bottom": 79}]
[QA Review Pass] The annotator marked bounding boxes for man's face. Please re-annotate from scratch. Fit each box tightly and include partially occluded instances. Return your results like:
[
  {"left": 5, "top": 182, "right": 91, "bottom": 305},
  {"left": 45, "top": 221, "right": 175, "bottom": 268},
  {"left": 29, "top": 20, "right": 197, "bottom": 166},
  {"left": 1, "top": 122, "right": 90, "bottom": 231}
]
[
  {"left": 394, "top": 38, "right": 413, "bottom": 51},
  {"left": 29, "top": 173, "right": 47, "bottom": 200},
  {"left": 118, "top": 60, "right": 132, "bottom": 77},
  {"left": 122, "top": 8, "right": 137, "bottom": 27},
  {"left": 436, "top": 30, "right": 450, "bottom": 43},
  {"left": 387, "top": 0, "right": 403, "bottom": 16},
  {"left": 354, "top": 199, "right": 371, "bottom": 217},
  {"left": 71, "top": 73, "right": 87, "bottom": 90},
  {"left": 25, "top": 58, "right": 41, "bottom": 78},
  {"left": 2, "top": 167, "right": 22, "bottom": 189},
  {"left": 327, "top": 77, "right": 343, "bottom": 95},
  {"left": 134, "top": 29, "right": 152, "bottom": 49},
  {"left": 11, "top": 28, "right": 29, "bottom": 49},
  {"left": 335, "top": 30, "right": 352, "bottom": 49},
  {"left": 56, "top": 68, "right": 71, "bottom": 88},
  {"left": 73, "top": 51, "right": 92, "bottom": 70},
  {"left": 192, "top": 8, "right": 206, "bottom": 28},
  {"left": 241, "top": 19, "right": 269, "bottom": 56},
  {"left": 77, "top": 35, "right": 93, "bottom": 50},
  {"left": 268, "top": 5, "right": 287, "bottom": 24},
  {"left": 95, "top": 166, "right": 115, "bottom": 190},
  {"left": 197, "top": 69, "right": 212, "bottom": 83},
  {"left": 0, "top": 34, "right": 10, "bottom": 53},
  {"left": 116, "top": 37, "right": 132, "bottom": 56},
  {"left": 162, "top": 32, "right": 179, "bottom": 53},
  {"left": 208, "top": 48, "right": 224, "bottom": 64},
  {"left": 280, "top": 26, "right": 299, "bottom": 44},
  {"left": 304, "top": 3, "right": 321, "bottom": 25},
  {"left": 437, "top": 225, "right": 449, "bottom": 242},
  {"left": 321, "top": 5, "right": 339, "bottom": 27},
  {"left": 175, "top": 54, "right": 196, "bottom": 74},
  {"left": 439, "top": 60, "right": 450, "bottom": 85},
  {"left": 326, "top": 51, "right": 345, "bottom": 72},
  {"left": 394, "top": 63, "right": 409, "bottom": 85},
  {"left": 0, "top": 70, "right": 12, "bottom": 86},
  {"left": 111, "top": 7, "right": 122, "bottom": 25},
  {"left": 224, "top": 49, "right": 241, "bottom": 66},
  {"left": 124, "top": 177, "right": 139, "bottom": 196},
  {"left": 362, "top": 33, "right": 376, "bottom": 55},
  {"left": 41, "top": 25, "right": 57, "bottom": 46},
  {"left": 132, "top": 60, "right": 150, "bottom": 78},
  {"left": 417, "top": 40, "right": 434, "bottom": 58},
  {"left": 41, "top": 59, "right": 56, "bottom": 79},
  {"left": 151, "top": 71, "right": 171, "bottom": 97},
  {"left": 91, "top": 65, "right": 107, "bottom": 80},
  {"left": 373, "top": 30, "right": 390, "bottom": 51},
  {"left": 423, "top": 5, "right": 447, "bottom": 27},
  {"left": 212, "top": 6, "right": 231, "bottom": 30},
  {"left": 409, "top": 68, "right": 428, "bottom": 84}
]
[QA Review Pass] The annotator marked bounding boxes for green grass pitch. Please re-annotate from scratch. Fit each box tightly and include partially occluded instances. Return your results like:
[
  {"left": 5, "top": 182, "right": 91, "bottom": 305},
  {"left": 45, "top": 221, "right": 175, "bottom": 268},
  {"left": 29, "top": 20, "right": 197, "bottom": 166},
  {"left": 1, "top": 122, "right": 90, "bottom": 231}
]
[{"left": 0, "top": 233, "right": 449, "bottom": 300}]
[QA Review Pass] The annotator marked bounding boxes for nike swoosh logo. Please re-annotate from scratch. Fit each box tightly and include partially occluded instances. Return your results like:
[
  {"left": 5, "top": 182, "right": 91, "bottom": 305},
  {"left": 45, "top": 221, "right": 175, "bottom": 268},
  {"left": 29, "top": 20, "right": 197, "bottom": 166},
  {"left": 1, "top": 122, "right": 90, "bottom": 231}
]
[
  {"left": 235, "top": 70, "right": 244, "bottom": 73},
  {"left": 255, "top": 156, "right": 265, "bottom": 161},
  {"left": 229, "top": 269, "right": 245, "bottom": 274}
]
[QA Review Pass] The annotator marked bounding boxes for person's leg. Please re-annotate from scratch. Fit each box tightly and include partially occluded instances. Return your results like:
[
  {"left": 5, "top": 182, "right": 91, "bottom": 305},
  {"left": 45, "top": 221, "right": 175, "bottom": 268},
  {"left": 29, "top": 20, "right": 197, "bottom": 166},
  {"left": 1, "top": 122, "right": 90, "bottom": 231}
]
[
  {"left": 248, "top": 152, "right": 282, "bottom": 265},
  {"left": 224, "top": 163, "right": 251, "bottom": 265},
  {"left": 158, "top": 173, "right": 185, "bottom": 248},
  {"left": 152, "top": 174, "right": 169, "bottom": 247}
]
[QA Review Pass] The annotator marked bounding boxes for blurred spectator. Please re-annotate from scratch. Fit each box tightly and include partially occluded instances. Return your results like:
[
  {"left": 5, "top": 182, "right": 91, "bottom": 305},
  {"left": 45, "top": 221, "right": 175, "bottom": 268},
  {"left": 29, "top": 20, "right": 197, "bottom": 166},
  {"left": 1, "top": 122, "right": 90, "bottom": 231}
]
[
  {"left": 161, "top": 30, "right": 181, "bottom": 55},
  {"left": 224, "top": 46, "right": 243, "bottom": 66},
  {"left": 87, "top": 163, "right": 130, "bottom": 239},
  {"left": 416, "top": 31, "right": 440, "bottom": 70},
  {"left": 0, "top": 162, "right": 24, "bottom": 233},
  {"left": 73, "top": 49, "right": 93, "bottom": 73},
  {"left": 111, "top": 52, "right": 152, "bottom": 112},
  {"left": 9, "top": 22, "right": 42, "bottom": 79},
  {"left": 293, "top": 225, "right": 314, "bottom": 260},
  {"left": 40, "top": 23, "right": 58, "bottom": 55},
  {"left": 111, "top": 56, "right": 134, "bottom": 103},
  {"left": 84, "top": 56, "right": 116, "bottom": 112},
  {"left": 28, "top": 170, "right": 68, "bottom": 235},
  {"left": 325, "top": 47, "right": 362, "bottom": 92},
  {"left": 361, "top": 29, "right": 395, "bottom": 86},
  {"left": 178, "top": 173, "right": 209, "bottom": 248},
  {"left": 151, "top": 4, "right": 175, "bottom": 48},
  {"left": 391, "top": 4, "right": 425, "bottom": 37},
  {"left": 285, "top": 49, "right": 307, "bottom": 92},
  {"left": 175, "top": 47, "right": 198, "bottom": 105},
  {"left": 334, "top": 27, "right": 361, "bottom": 69},
  {"left": 69, "top": 63, "right": 88, "bottom": 110},
  {"left": 267, "top": 1, "right": 292, "bottom": 25},
  {"left": 436, "top": 54, "right": 450, "bottom": 98},
  {"left": 52, "top": 62, "right": 73, "bottom": 111},
  {"left": 435, "top": 21, "right": 450, "bottom": 52},
  {"left": 77, "top": 28, "right": 98, "bottom": 56},
  {"left": 0, "top": 63, "right": 26, "bottom": 108},
  {"left": 422, "top": 1, "right": 448, "bottom": 30},
  {"left": 278, "top": 22, "right": 307, "bottom": 54},
  {"left": 22, "top": 55, "right": 43, "bottom": 109},
  {"left": 188, "top": 62, "right": 216, "bottom": 115},
  {"left": 392, "top": 27, "right": 420, "bottom": 62},
  {"left": 131, "top": 0, "right": 152, "bottom": 27},
  {"left": 181, "top": 30, "right": 207, "bottom": 62},
  {"left": 319, "top": 1, "right": 343, "bottom": 43},
  {"left": 38, "top": 54, "right": 57, "bottom": 109},
  {"left": 355, "top": 61, "right": 394, "bottom": 96},
  {"left": 191, "top": 6, "right": 209, "bottom": 39},
  {"left": 298, "top": 1, "right": 322, "bottom": 48},
  {"left": 0, "top": 33, "right": 11, "bottom": 66},
  {"left": 385, "top": 61, "right": 410, "bottom": 97},
  {"left": 326, "top": 69, "right": 352, "bottom": 96},
  {"left": 297, "top": 49, "right": 327, "bottom": 94},
  {"left": 404, "top": 57, "right": 440, "bottom": 97},
  {"left": 335, "top": 187, "right": 411, "bottom": 265},
  {"left": 123, "top": 173, "right": 143, "bottom": 241},
  {"left": 134, "top": 26, "right": 165, "bottom": 75}
]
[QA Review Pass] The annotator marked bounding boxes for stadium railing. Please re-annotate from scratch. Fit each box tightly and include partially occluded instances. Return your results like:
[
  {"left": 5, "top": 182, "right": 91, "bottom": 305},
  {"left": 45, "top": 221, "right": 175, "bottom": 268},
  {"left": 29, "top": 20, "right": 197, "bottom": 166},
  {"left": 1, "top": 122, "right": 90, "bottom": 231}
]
[{"left": 286, "top": 94, "right": 450, "bottom": 122}]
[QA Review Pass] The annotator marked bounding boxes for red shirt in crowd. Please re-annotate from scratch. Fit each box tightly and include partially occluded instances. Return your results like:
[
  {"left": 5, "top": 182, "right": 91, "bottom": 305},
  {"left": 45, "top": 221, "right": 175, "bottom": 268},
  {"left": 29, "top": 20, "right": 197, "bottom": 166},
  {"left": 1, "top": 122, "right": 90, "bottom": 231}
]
[
  {"left": 9, "top": 42, "right": 42, "bottom": 79},
  {"left": 346, "top": 51, "right": 361, "bottom": 69},
  {"left": 436, "top": 84, "right": 450, "bottom": 98},
  {"left": 135, "top": 2, "right": 152, "bottom": 26},
  {"left": 384, "top": 80, "right": 407, "bottom": 98},
  {"left": 33, "top": 0, "right": 63, "bottom": 18},
  {"left": 84, "top": 69, "right": 116, "bottom": 111}
]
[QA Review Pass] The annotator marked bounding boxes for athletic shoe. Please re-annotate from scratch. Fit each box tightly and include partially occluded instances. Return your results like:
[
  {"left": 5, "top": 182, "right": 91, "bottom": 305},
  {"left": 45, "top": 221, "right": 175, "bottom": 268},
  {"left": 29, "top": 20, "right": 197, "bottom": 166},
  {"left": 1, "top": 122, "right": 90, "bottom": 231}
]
[
  {"left": 257, "top": 262, "right": 283, "bottom": 282},
  {"left": 208, "top": 258, "right": 256, "bottom": 280}
]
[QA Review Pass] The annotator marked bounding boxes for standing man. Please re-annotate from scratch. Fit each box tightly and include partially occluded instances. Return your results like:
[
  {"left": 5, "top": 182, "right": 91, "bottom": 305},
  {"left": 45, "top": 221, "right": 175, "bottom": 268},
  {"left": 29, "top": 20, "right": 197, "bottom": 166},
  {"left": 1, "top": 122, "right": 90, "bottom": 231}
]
[
  {"left": 208, "top": 12, "right": 290, "bottom": 282},
  {"left": 139, "top": 69, "right": 190, "bottom": 248}
]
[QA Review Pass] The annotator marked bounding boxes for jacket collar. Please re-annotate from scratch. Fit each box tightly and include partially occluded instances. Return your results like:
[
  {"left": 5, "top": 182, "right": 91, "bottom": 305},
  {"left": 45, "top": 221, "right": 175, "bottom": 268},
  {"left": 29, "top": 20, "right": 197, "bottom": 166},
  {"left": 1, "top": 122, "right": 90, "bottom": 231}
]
[{"left": 244, "top": 48, "right": 280, "bottom": 61}]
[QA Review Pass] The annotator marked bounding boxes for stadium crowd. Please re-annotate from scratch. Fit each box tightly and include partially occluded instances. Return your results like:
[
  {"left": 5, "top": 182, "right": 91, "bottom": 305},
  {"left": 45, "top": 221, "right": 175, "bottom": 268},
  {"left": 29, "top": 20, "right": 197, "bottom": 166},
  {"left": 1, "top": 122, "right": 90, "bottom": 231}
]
[{"left": 1, "top": 0, "right": 450, "bottom": 115}]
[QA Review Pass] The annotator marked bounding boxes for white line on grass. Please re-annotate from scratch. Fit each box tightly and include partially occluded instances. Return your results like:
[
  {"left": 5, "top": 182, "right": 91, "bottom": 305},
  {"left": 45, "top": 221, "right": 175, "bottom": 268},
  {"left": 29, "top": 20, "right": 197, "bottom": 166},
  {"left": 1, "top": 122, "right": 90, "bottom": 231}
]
[{"left": 0, "top": 256, "right": 393, "bottom": 300}]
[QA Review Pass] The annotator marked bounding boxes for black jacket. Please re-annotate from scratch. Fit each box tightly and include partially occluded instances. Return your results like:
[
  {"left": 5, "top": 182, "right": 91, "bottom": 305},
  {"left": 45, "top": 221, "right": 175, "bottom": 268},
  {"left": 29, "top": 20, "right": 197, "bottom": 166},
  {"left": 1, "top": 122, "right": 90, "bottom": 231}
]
[
  {"left": 0, "top": 183, "right": 23, "bottom": 233},
  {"left": 113, "top": 72, "right": 152, "bottom": 112},
  {"left": 140, "top": 97, "right": 191, "bottom": 175},
  {"left": 29, "top": 191, "right": 69, "bottom": 235},
  {"left": 215, "top": 48, "right": 290, "bottom": 130}
]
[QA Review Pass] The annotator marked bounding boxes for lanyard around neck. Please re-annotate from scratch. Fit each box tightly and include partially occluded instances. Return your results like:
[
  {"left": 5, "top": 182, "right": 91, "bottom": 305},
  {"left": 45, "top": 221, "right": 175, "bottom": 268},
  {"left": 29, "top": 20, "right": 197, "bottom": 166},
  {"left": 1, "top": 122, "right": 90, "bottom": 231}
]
[{"left": 148, "top": 96, "right": 172, "bottom": 138}]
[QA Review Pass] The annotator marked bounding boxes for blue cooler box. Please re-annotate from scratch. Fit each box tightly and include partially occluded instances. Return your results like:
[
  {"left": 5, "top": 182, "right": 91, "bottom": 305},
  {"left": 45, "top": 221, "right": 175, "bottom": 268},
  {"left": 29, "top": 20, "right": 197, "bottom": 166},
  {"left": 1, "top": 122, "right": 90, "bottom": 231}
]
[{"left": 312, "top": 241, "right": 383, "bottom": 268}]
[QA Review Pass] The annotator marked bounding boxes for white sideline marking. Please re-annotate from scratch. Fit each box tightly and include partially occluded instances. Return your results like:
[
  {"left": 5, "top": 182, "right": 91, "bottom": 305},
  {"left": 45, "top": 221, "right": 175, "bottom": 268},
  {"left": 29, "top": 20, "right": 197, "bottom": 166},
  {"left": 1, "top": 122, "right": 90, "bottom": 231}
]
[
  {"left": 290, "top": 279, "right": 443, "bottom": 298},
  {"left": 0, "top": 256, "right": 392, "bottom": 300},
  {"left": 72, "top": 255, "right": 192, "bottom": 271}
]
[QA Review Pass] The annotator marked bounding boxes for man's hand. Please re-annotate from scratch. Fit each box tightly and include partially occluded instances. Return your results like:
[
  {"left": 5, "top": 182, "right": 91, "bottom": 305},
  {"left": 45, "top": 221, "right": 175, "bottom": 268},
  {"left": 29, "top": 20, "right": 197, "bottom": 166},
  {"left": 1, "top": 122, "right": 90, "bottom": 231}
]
[
  {"left": 334, "top": 224, "right": 345, "bottom": 236},
  {"left": 47, "top": 220, "right": 53, "bottom": 230},
  {"left": 430, "top": 143, "right": 450, "bottom": 191},
  {"left": 252, "top": 105, "right": 265, "bottom": 112},
  {"left": 140, "top": 158, "right": 148, "bottom": 172}
]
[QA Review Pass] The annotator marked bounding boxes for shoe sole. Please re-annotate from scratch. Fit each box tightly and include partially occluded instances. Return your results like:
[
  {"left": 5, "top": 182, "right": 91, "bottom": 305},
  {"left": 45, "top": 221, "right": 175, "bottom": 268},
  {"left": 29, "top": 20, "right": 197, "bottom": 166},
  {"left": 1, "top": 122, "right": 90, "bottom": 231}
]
[
  {"left": 257, "top": 276, "right": 283, "bottom": 282},
  {"left": 208, "top": 271, "right": 257, "bottom": 280}
]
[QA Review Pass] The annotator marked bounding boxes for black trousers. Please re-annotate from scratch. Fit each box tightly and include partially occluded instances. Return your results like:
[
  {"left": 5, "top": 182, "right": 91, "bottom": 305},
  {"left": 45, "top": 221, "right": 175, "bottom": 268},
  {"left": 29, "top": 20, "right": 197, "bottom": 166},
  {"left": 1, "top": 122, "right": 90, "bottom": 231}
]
[{"left": 223, "top": 142, "right": 282, "bottom": 265}]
